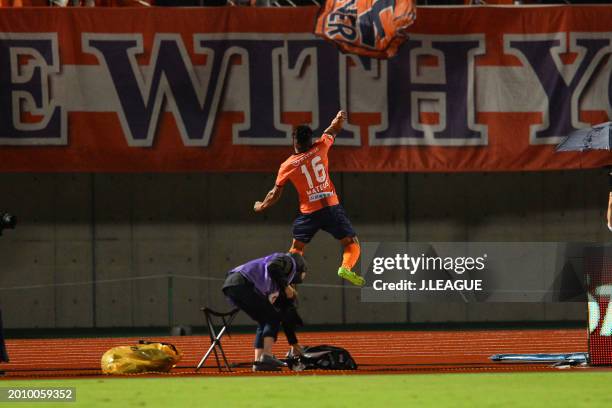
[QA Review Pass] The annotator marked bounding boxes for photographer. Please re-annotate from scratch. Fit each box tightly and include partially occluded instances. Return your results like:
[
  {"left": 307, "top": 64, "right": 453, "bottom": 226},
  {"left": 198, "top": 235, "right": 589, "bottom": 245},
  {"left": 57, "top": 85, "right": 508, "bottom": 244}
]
[
  {"left": 0, "top": 212, "right": 16, "bottom": 374},
  {"left": 222, "top": 252, "right": 307, "bottom": 371}
]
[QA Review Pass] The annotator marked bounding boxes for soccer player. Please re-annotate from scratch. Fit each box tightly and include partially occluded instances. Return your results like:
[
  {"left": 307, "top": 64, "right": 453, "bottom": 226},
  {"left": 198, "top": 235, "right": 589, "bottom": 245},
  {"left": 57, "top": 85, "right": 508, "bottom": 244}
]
[
  {"left": 253, "top": 111, "right": 364, "bottom": 286},
  {"left": 222, "top": 252, "right": 307, "bottom": 371}
]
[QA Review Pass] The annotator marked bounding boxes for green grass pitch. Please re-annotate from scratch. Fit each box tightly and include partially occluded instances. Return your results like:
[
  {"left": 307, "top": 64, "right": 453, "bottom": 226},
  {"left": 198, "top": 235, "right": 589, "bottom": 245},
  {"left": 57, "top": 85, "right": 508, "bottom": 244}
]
[{"left": 2, "top": 372, "right": 612, "bottom": 407}]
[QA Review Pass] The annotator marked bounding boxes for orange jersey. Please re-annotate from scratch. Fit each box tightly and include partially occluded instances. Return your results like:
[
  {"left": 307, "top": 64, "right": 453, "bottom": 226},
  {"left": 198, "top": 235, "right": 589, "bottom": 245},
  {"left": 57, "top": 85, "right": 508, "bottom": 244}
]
[{"left": 275, "top": 134, "right": 340, "bottom": 214}]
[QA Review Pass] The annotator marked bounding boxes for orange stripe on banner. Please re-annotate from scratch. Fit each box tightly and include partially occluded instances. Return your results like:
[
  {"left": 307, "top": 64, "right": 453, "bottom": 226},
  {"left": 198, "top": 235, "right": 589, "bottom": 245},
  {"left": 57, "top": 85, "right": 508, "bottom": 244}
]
[
  {"left": 418, "top": 55, "right": 438, "bottom": 68},
  {"left": 559, "top": 52, "right": 578, "bottom": 66},
  {"left": 419, "top": 112, "right": 439, "bottom": 126},
  {"left": 580, "top": 110, "right": 609, "bottom": 125},
  {"left": 0, "top": 111, "right": 610, "bottom": 172},
  {"left": 281, "top": 112, "right": 312, "bottom": 128}
]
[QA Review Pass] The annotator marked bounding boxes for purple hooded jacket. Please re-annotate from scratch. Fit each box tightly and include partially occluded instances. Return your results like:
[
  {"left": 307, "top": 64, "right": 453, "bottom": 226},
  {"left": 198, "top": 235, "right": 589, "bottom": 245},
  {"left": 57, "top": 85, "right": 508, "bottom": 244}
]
[{"left": 227, "top": 252, "right": 296, "bottom": 299}]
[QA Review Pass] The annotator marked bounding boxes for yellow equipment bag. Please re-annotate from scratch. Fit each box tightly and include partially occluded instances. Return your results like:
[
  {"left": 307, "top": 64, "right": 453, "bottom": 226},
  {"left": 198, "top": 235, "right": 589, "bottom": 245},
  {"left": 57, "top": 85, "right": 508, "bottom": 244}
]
[{"left": 101, "top": 341, "right": 182, "bottom": 375}]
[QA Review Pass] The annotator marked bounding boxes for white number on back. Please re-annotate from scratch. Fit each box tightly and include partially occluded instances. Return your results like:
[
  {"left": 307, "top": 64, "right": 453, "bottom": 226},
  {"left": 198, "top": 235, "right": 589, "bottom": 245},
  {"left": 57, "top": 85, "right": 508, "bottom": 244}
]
[{"left": 301, "top": 156, "right": 327, "bottom": 188}]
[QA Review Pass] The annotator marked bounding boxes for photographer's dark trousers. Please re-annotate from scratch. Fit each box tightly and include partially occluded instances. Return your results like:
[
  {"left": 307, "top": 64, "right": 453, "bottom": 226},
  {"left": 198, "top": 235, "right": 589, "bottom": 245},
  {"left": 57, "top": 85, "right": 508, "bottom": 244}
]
[
  {"left": 0, "top": 309, "right": 8, "bottom": 363},
  {"left": 256, "top": 322, "right": 298, "bottom": 348},
  {"left": 223, "top": 283, "right": 282, "bottom": 348}
]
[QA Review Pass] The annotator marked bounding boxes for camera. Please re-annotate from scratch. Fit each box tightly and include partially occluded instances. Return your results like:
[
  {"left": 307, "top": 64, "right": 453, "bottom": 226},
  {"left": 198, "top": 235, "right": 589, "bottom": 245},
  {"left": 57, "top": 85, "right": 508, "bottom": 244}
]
[{"left": 0, "top": 212, "right": 16, "bottom": 236}]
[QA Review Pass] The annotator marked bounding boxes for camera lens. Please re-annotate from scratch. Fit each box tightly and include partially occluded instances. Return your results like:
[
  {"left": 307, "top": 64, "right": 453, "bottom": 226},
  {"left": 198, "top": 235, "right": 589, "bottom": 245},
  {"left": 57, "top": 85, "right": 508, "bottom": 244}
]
[{"left": 0, "top": 213, "right": 16, "bottom": 229}]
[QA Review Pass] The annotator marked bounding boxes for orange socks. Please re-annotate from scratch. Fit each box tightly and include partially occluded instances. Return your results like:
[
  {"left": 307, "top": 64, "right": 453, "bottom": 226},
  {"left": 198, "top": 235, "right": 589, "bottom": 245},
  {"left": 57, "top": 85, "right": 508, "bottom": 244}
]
[
  {"left": 290, "top": 238, "right": 360, "bottom": 270},
  {"left": 341, "top": 242, "right": 360, "bottom": 270},
  {"left": 289, "top": 239, "right": 305, "bottom": 256}
]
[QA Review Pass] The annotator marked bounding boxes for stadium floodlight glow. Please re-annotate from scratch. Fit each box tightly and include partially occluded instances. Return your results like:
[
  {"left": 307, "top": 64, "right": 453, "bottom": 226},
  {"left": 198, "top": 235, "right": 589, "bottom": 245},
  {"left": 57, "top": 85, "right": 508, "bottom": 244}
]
[{"left": 0, "top": 213, "right": 16, "bottom": 236}]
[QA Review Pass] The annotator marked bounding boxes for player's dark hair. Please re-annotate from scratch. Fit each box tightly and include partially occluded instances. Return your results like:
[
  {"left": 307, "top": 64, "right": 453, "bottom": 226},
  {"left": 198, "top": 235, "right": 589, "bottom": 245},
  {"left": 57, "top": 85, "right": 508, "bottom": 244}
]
[{"left": 293, "top": 125, "right": 313, "bottom": 153}]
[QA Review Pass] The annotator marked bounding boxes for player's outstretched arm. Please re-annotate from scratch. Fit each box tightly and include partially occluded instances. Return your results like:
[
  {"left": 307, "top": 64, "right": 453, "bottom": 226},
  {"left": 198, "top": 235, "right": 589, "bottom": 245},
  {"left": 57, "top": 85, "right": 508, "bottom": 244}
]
[
  {"left": 254, "top": 185, "right": 284, "bottom": 212},
  {"left": 323, "top": 110, "right": 347, "bottom": 137}
]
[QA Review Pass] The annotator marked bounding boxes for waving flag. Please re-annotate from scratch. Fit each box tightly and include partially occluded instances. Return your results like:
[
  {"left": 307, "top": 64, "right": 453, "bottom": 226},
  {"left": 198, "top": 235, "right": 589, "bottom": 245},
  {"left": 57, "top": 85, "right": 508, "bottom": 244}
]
[{"left": 315, "top": 0, "right": 416, "bottom": 59}]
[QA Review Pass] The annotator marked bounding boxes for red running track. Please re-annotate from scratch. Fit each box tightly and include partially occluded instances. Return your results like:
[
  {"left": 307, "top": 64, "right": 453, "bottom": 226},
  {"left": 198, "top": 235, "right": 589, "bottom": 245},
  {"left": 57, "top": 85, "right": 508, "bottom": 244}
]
[{"left": 0, "top": 328, "right": 599, "bottom": 379}]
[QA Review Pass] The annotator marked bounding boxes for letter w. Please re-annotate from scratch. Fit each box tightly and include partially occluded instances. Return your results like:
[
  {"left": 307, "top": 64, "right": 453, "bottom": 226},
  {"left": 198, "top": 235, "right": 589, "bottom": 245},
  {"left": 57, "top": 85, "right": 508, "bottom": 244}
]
[{"left": 83, "top": 34, "right": 231, "bottom": 147}]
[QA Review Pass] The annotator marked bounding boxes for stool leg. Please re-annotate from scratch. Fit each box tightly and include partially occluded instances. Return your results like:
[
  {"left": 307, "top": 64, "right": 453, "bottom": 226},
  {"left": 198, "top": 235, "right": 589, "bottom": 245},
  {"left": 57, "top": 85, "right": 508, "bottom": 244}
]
[
  {"left": 196, "top": 312, "right": 221, "bottom": 372},
  {"left": 195, "top": 309, "right": 239, "bottom": 373},
  {"left": 214, "top": 327, "right": 232, "bottom": 372},
  {"left": 208, "top": 313, "right": 222, "bottom": 372},
  {"left": 195, "top": 327, "right": 230, "bottom": 372},
  {"left": 196, "top": 341, "right": 218, "bottom": 372},
  {"left": 211, "top": 344, "right": 222, "bottom": 372}
]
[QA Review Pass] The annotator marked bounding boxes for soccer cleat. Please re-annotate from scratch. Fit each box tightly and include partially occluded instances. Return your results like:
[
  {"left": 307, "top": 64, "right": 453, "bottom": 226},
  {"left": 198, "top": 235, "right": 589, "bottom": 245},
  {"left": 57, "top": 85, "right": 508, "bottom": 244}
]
[{"left": 338, "top": 266, "right": 365, "bottom": 286}]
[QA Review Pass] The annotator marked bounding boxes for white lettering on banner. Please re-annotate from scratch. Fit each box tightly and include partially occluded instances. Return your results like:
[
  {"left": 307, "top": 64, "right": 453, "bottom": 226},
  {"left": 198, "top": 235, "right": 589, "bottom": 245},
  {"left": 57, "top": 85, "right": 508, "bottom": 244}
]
[
  {"left": 0, "top": 33, "right": 67, "bottom": 146},
  {"left": 338, "top": 54, "right": 374, "bottom": 146},
  {"left": 402, "top": 35, "right": 487, "bottom": 147},
  {"left": 82, "top": 33, "right": 231, "bottom": 147},
  {"left": 4, "top": 31, "right": 612, "bottom": 148},
  {"left": 504, "top": 32, "right": 612, "bottom": 145}
]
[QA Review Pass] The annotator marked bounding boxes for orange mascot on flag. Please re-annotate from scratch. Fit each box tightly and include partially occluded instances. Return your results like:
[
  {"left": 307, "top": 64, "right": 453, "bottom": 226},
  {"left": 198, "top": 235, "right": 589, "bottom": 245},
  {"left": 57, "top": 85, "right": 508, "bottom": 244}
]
[{"left": 315, "top": 0, "right": 416, "bottom": 59}]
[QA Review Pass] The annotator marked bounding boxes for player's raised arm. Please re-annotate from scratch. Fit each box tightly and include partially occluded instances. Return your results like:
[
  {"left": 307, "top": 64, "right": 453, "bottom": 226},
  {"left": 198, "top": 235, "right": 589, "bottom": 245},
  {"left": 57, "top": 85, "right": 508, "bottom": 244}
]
[
  {"left": 254, "top": 184, "right": 284, "bottom": 213},
  {"left": 323, "top": 110, "right": 347, "bottom": 138}
]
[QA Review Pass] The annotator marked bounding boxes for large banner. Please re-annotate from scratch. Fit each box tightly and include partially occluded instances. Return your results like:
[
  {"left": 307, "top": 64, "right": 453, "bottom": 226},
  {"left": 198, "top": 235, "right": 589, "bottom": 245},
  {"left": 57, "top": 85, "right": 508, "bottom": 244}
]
[{"left": 0, "top": 6, "right": 611, "bottom": 172}]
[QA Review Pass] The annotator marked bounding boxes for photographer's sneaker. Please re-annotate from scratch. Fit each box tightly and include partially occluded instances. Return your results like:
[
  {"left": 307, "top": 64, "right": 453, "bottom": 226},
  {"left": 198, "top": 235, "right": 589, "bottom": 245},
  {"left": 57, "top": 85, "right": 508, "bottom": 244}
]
[
  {"left": 252, "top": 363, "right": 281, "bottom": 372},
  {"left": 338, "top": 267, "right": 365, "bottom": 286},
  {"left": 260, "top": 353, "right": 285, "bottom": 367},
  {"left": 253, "top": 354, "right": 285, "bottom": 371}
]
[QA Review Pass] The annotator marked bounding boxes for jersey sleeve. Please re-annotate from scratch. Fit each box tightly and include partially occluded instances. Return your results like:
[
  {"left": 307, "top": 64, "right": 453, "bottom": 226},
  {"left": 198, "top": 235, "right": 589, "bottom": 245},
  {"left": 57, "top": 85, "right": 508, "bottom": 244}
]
[
  {"left": 275, "top": 162, "right": 291, "bottom": 186},
  {"left": 321, "top": 133, "right": 335, "bottom": 148}
]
